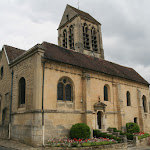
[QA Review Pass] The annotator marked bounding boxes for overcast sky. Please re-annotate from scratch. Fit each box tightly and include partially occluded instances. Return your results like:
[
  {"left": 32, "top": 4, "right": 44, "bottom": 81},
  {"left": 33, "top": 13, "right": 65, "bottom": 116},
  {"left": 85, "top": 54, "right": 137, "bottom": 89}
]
[{"left": 0, "top": 0, "right": 150, "bottom": 83}]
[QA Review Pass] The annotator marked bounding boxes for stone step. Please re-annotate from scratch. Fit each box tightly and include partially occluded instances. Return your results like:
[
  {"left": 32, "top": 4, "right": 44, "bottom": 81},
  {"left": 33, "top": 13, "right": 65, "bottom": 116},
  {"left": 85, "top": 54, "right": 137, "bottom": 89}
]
[
  {"left": 97, "top": 130, "right": 109, "bottom": 133},
  {"left": 127, "top": 147, "right": 137, "bottom": 150},
  {"left": 107, "top": 132, "right": 113, "bottom": 135},
  {"left": 127, "top": 144, "right": 135, "bottom": 147}
]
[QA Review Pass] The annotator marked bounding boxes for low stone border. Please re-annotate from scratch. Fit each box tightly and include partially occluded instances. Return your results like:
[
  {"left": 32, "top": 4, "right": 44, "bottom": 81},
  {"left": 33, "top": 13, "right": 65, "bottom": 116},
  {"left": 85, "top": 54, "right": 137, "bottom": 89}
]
[
  {"left": 44, "top": 143, "right": 127, "bottom": 150},
  {"left": 134, "top": 136, "right": 150, "bottom": 147}
]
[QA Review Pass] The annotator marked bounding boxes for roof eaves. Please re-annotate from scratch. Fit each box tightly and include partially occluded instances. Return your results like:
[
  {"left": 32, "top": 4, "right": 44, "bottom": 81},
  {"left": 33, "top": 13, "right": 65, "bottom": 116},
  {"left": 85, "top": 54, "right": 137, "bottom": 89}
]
[
  {"left": 43, "top": 56, "right": 149, "bottom": 86},
  {"left": 3, "top": 45, "right": 10, "bottom": 64},
  {"left": 10, "top": 44, "right": 45, "bottom": 67},
  {"left": 68, "top": 5, "right": 101, "bottom": 25}
]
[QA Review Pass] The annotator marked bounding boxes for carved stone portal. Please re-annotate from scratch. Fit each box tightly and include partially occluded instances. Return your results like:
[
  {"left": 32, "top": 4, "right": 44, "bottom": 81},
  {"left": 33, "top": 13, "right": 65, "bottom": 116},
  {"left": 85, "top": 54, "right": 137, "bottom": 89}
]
[
  {"left": 94, "top": 101, "right": 107, "bottom": 112},
  {"left": 94, "top": 102, "right": 107, "bottom": 130}
]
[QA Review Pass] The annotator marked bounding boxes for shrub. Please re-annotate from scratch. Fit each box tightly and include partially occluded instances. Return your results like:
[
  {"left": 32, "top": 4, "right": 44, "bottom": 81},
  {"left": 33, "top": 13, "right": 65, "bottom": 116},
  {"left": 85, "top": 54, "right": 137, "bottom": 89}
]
[
  {"left": 71, "top": 142, "right": 78, "bottom": 147},
  {"left": 93, "top": 129, "right": 101, "bottom": 138},
  {"left": 138, "top": 133, "right": 150, "bottom": 140},
  {"left": 106, "top": 134, "right": 115, "bottom": 139},
  {"left": 93, "top": 130, "right": 121, "bottom": 142},
  {"left": 107, "top": 127, "right": 117, "bottom": 132},
  {"left": 93, "top": 130, "right": 108, "bottom": 138},
  {"left": 126, "top": 123, "right": 140, "bottom": 134},
  {"left": 70, "top": 123, "right": 91, "bottom": 139},
  {"left": 99, "top": 133, "right": 108, "bottom": 138},
  {"left": 81, "top": 141, "right": 115, "bottom": 147},
  {"left": 126, "top": 133, "right": 134, "bottom": 140},
  {"left": 107, "top": 127, "right": 124, "bottom": 136},
  {"left": 112, "top": 136, "right": 121, "bottom": 142},
  {"left": 116, "top": 137, "right": 121, "bottom": 142}
]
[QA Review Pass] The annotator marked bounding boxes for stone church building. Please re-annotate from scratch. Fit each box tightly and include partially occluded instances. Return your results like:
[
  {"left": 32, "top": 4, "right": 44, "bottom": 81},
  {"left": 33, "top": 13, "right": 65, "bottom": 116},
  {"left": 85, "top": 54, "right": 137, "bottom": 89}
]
[{"left": 0, "top": 4, "right": 150, "bottom": 146}]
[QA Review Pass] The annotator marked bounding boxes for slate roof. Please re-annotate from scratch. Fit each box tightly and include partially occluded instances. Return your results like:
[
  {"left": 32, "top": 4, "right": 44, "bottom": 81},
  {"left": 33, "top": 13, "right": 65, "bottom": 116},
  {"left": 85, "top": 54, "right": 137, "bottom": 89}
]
[
  {"left": 68, "top": 5, "right": 101, "bottom": 25},
  {"left": 4, "top": 45, "right": 26, "bottom": 63},
  {"left": 42, "top": 42, "right": 149, "bottom": 85},
  {"left": 3, "top": 42, "right": 149, "bottom": 85}
]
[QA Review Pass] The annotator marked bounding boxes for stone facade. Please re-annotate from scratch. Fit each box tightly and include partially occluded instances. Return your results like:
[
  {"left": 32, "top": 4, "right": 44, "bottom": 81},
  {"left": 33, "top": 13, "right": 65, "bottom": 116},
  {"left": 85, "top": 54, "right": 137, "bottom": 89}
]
[
  {"left": 0, "top": 49, "right": 12, "bottom": 138},
  {"left": 42, "top": 60, "right": 150, "bottom": 141},
  {"left": 0, "top": 4, "right": 150, "bottom": 147},
  {"left": 9, "top": 47, "right": 45, "bottom": 146}
]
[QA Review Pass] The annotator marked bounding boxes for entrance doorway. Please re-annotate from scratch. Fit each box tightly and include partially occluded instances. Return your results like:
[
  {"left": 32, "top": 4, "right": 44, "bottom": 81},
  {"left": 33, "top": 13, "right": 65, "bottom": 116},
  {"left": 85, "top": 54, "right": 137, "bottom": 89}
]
[{"left": 97, "top": 111, "right": 102, "bottom": 129}]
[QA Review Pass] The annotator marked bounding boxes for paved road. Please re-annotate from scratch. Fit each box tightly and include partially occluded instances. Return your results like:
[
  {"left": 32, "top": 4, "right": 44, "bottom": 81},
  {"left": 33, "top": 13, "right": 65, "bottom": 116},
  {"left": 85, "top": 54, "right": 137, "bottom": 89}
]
[{"left": 0, "top": 146, "right": 15, "bottom": 150}]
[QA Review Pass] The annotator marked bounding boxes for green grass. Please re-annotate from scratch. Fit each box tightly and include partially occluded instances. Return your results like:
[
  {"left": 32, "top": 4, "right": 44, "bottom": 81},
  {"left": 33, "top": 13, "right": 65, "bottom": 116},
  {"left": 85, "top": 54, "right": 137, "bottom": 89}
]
[
  {"left": 138, "top": 133, "right": 150, "bottom": 140},
  {"left": 81, "top": 141, "right": 115, "bottom": 147}
]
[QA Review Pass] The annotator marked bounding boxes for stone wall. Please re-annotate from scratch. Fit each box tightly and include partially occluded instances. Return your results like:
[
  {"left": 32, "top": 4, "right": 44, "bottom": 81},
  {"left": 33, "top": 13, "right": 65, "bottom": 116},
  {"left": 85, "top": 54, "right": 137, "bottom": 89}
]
[
  {"left": 0, "top": 45, "right": 149, "bottom": 146},
  {"left": 43, "top": 60, "right": 150, "bottom": 142},
  {"left": 0, "top": 49, "right": 12, "bottom": 138},
  {"left": 0, "top": 50, "right": 11, "bottom": 125},
  {"left": 45, "top": 143, "right": 127, "bottom": 150},
  {"left": 11, "top": 54, "right": 35, "bottom": 111},
  {"left": 10, "top": 49, "right": 44, "bottom": 146},
  {"left": 134, "top": 136, "right": 150, "bottom": 147}
]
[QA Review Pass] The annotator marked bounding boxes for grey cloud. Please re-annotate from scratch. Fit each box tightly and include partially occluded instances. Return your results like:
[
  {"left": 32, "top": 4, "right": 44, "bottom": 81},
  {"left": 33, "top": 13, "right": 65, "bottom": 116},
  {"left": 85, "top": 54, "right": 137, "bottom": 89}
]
[{"left": 0, "top": 0, "right": 150, "bottom": 82}]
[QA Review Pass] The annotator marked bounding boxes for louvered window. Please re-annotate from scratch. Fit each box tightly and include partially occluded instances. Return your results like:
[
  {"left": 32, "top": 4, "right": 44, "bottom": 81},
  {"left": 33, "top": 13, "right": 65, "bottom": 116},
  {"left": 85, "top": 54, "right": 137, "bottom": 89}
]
[
  {"left": 142, "top": 95, "right": 147, "bottom": 112},
  {"left": 63, "top": 29, "right": 67, "bottom": 48},
  {"left": 69, "top": 25, "right": 74, "bottom": 49},
  {"left": 83, "top": 23, "right": 90, "bottom": 49},
  {"left": 91, "top": 27, "right": 98, "bottom": 51}
]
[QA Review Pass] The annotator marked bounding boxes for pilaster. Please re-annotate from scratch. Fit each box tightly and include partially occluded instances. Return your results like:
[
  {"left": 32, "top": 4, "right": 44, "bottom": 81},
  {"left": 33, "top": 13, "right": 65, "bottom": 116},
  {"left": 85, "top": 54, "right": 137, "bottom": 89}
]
[
  {"left": 81, "top": 72, "right": 92, "bottom": 127},
  {"left": 137, "top": 89, "right": 144, "bottom": 132},
  {"left": 116, "top": 84, "right": 123, "bottom": 130},
  {"left": 33, "top": 49, "right": 44, "bottom": 110}
]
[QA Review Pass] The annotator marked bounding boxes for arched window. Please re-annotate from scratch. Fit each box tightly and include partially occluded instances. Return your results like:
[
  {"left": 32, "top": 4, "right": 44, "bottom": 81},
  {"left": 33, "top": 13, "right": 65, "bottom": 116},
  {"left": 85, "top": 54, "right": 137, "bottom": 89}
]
[
  {"left": 142, "top": 95, "right": 147, "bottom": 112},
  {"left": 126, "top": 91, "right": 131, "bottom": 106},
  {"left": 57, "top": 83, "right": 63, "bottom": 100},
  {"left": 134, "top": 117, "right": 137, "bottom": 124},
  {"left": 91, "top": 27, "right": 97, "bottom": 51},
  {"left": 69, "top": 25, "right": 74, "bottom": 49},
  {"left": 0, "top": 66, "right": 3, "bottom": 78},
  {"left": 65, "top": 84, "right": 71, "bottom": 101},
  {"left": 57, "top": 77, "right": 73, "bottom": 101},
  {"left": 83, "top": 23, "right": 90, "bottom": 49},
  {"left": 104, "top": 85, "right": 108, "bottom": 101},
  {"left": 0, "top": 95, "right": 1, "bottom": 113},
  {"left": 63, "top": 29, "right": 67, "bottom": 48},
  {"left": 19, "top": 77, "right": 26, "bottom": 106},
  {"left": 2, "top": 108, "right": 7, "bottom": 125}
]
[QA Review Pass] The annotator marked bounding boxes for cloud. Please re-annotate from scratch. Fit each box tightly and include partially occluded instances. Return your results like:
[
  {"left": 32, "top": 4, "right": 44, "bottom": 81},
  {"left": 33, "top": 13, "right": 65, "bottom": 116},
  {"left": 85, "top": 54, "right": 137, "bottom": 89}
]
[{"left": 0, "top": 0, "right": 150, "bottom": 83}]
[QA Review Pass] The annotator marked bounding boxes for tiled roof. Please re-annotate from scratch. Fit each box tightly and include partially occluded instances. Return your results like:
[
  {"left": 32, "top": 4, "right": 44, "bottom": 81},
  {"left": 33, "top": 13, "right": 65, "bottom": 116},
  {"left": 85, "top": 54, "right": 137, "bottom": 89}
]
[
  {"left": 4, "top": 45, "right": 26, "bottom": 63},
  {"left": 3, "top": 42, "right": 149, "bottom": 85},
  {"left": 42, "top": 42, "right": 149, "bottom": 85},
  {"left": 68, "top": 5, "right": 101, "bottom": 25}
]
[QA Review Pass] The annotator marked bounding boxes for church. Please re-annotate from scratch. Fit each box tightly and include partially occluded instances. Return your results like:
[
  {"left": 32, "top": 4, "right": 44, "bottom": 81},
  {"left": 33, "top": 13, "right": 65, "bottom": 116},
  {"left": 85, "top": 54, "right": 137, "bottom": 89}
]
[{"left": 0, "top": 4, "right": 149, "bottom": 146}]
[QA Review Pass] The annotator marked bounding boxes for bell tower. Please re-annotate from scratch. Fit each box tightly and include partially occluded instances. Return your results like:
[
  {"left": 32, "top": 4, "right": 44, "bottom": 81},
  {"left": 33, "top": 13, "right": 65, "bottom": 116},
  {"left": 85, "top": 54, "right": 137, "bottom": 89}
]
[{"left": 58, "top": 4, "right": 104, "bottom": 59}]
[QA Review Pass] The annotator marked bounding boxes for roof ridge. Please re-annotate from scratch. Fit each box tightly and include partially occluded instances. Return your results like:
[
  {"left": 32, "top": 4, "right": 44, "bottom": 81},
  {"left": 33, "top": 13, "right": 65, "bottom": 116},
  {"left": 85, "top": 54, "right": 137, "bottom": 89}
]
[
  {"left": 42, "top": 41, "right": 134, "bottom": 70},
  {"left": 67, "top": 4, "right": 100, "bottom": 25},
  {"left": 43, "top": 42, "right": 149, "bottom": 85},
  {"left": 67, "top": 4, "right": 90, "bottom": 16},
  {"left": 4, "top": 45, "right": 26, "bottom": 52},
  {"left": 4, "top": 45, "right": 26, "bottom": 63}
]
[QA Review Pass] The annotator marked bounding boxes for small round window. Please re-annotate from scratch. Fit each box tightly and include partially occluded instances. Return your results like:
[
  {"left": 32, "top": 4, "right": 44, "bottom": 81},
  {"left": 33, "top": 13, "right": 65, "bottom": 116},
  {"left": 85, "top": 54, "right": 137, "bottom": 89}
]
[{"left": 0, "top": 66, "right": 3, "bottom": 78}]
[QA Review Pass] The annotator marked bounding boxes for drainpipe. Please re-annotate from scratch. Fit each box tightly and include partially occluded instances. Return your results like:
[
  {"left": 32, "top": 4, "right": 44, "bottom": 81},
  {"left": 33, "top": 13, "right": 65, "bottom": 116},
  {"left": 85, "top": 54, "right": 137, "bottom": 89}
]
[
  {"left": 42, "top": 61, "right": 46, "bottom": 146},
  {"left": 9, "top": 70, "right": 13, "bottom": 139}
]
